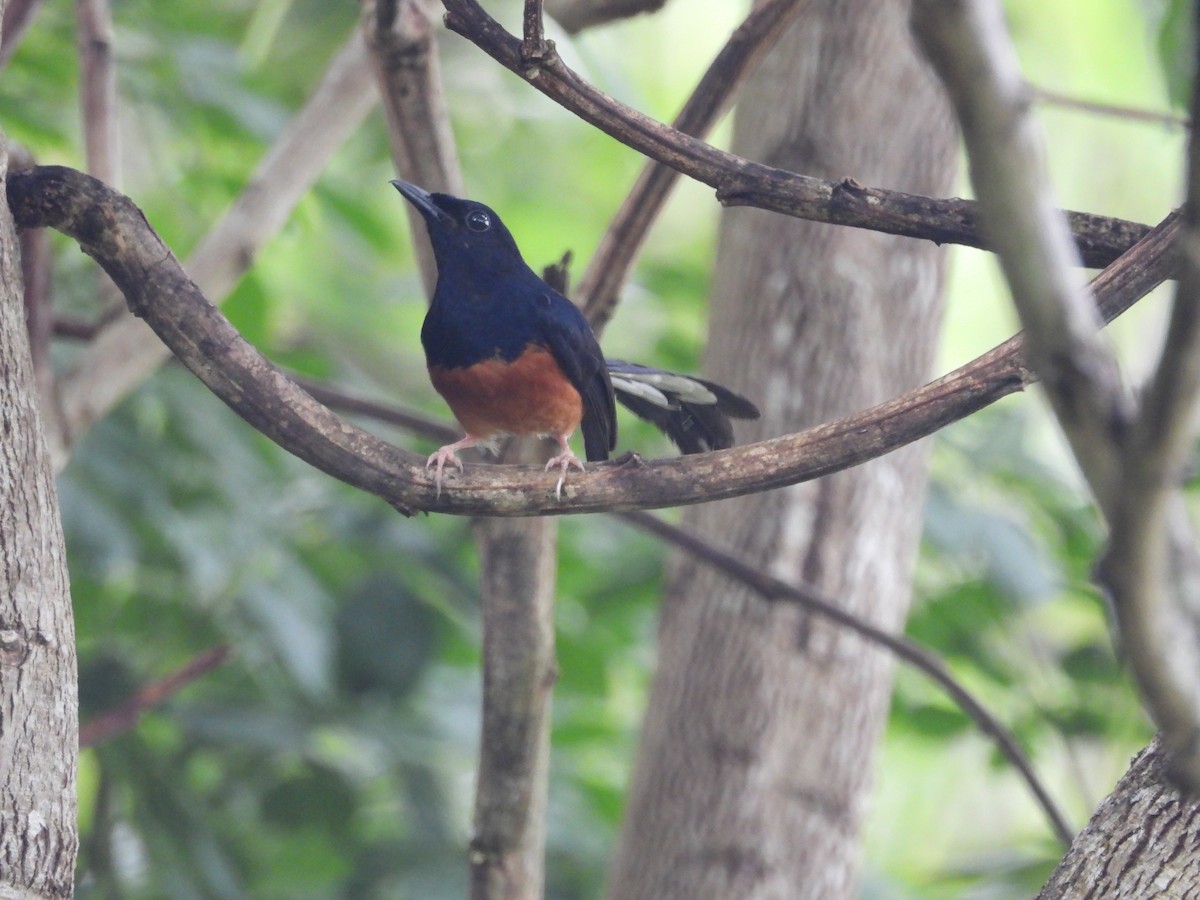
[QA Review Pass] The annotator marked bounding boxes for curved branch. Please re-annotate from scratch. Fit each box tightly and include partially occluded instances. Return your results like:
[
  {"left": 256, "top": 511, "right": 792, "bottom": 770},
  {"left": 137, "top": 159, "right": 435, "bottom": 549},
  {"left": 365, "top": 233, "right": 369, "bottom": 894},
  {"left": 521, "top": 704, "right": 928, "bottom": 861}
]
[
  {"left": 914, "top": 0, "right": 1200, "bottom": 792},
  {"left": 0, "top": 0, "right": 47, "bottom": 72},
  {"left": 440, "top": 0, "right": 1150, "bottom": 269},
  {"left": 1100, "top": 10, "right": 1200, "bottom": 788},
  {"left": 543, "top": 0, "right": 666, "bottom": 34},
  {"left": 1032, "top": 85, "right": 1191, "bottom": 130},
  {"left": 6, "top": 166, "right": 1177, "bottom": 517},
  {"left": 913, "top": 0, "right": 1130, "bottom": 503},
  {"left": 302, "top": 377, "right": 1074, "bottom": 846},
  {"left": 619, "top": 510, "right": 1074, "bottom": 845},
  {"left": 577, "top": 0, "right": 805, "bottom": 330},
  {"left": 79, "top": 645, "right": 231, "bottom": 748},
  {"left": 55, "top": 29, "right": 377, "bottom": 451}
]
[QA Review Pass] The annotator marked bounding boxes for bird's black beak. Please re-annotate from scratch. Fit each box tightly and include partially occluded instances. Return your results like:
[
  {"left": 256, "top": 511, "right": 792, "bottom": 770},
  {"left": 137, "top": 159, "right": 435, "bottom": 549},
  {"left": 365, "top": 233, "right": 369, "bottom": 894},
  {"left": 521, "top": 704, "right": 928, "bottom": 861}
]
[{"left": 390, "top": 179, "right": 451, "bottom": 224}]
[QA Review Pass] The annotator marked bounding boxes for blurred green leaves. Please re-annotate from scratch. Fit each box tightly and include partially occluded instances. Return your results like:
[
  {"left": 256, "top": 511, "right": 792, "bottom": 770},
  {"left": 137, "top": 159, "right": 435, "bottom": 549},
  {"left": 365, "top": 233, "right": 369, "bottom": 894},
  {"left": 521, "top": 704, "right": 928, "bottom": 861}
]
[
  {"left": 1146, "top": 0, "right": 1195, "bottom": 108},
  {"left": 1, "top": 0, "right": 1179, "bottom": 895}
]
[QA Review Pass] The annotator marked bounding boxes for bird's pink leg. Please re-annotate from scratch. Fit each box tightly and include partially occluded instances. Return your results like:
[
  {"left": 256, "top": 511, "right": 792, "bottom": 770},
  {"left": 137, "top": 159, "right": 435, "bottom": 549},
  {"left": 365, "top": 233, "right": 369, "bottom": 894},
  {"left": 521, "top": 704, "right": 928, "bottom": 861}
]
[
  {"left": 427, "top": 435, "right": 482, "bottom": 498},
  {"left": 545, "top": 433, "right": 585, "bottom": 500}
]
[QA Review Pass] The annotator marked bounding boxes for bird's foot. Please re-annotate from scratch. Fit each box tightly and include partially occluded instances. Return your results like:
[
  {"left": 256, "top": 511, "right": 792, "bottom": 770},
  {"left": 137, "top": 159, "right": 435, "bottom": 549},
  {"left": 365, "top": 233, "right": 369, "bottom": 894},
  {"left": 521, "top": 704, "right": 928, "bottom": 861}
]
[
  {"left": 545, "top": 449, "right": 585, "bottom": 501},
  {"left": 427, "top": 445, "right": 466, "bottom": 499}
]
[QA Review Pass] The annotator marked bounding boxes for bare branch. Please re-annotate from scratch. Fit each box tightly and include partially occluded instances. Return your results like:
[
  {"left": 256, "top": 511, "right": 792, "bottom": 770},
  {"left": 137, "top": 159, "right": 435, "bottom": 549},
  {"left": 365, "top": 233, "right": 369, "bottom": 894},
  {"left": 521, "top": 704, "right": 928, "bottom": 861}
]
[
  {"left": 76, "top": 0, "right": 119, "bottom": 188},
  {"left": 298, "top": 372, "right": 1075, "bottom": 846},
  {"left": 543, "top": 0, "right": 666, "bottom": 35},
  {"left": 79, "top": 645, "right": 232, "bottom": 748},
  {"left": 440, "top": 0, "right": 1151, "bottom": 269},
  {"left": 297, "top": 377, "right": 459, "bottom": 442},
  {"left": 578, "top": 0, "right": 805, "bottom": 330},
  {"left": 8, "top": 166, "right": 1177, "bottom": 518},
  {"left": 520, "top": 0, "right": 546, "bottom": 66},
  {"left": 362, "top": 0, "right": 461, "bottom": 295},
  {"left": 0, "top": 0, "right": 45, "bottom": 72},
  {"left": 911, "top": 0, "right": 1131, "bottom": 504},
  {"left": 53, "top": 30, "right": 377, "bottom": 452},
  {"left": 1033, "top": 85, "right": 1191, "bottom": 130},
  {"left": 1098, "top": 10, "right": 1200, "bottom": 789},
  {"left": 913, "top": 0, "right": 1200, "bottom": 791},
  {"left": 620, "top": 510, "right": 1073, "bottom": 845}
]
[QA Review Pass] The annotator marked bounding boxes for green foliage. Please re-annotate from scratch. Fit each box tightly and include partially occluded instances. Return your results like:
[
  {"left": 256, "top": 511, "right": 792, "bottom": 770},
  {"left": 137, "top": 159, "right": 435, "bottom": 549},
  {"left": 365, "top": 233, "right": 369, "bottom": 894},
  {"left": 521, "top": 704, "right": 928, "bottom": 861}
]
[
  {"left": 877, "top": 404, "right": 1151, "bottom": 892},
  {"left": 62, "top": 368, "right": 659, "bottom": 897},
  {"left": 0, "top": 0, "right": 1181, "bottom": 895},
  {"left": 1145, "top": 0, "right": 1195, "bottom": 108}
]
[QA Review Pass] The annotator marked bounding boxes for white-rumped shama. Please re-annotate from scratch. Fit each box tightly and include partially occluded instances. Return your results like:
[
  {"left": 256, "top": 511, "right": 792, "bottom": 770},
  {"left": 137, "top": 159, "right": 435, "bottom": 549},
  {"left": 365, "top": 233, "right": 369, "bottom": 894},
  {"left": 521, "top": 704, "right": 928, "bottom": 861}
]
[{"left": 392, "top": 180, "right": 759, "bottom": 497}]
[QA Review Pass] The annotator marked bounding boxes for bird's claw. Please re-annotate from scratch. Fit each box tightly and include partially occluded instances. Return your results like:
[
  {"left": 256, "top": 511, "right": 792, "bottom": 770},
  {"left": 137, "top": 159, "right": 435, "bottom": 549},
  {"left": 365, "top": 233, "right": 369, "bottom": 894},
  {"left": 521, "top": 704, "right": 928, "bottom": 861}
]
[
  {"left": 545, "top": 451, "right": 585, "bottom": 501},
  {"left": 427, "top": 447, "right": 465, "bottom": 499}
]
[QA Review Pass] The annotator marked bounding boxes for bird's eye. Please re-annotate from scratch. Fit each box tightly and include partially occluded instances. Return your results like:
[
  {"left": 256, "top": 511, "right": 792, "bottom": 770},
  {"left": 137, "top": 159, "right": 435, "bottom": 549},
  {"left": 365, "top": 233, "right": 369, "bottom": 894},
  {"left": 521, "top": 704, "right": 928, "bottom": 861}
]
[{"left": 465, "top": 210, "right": 491, "bottom": 232}]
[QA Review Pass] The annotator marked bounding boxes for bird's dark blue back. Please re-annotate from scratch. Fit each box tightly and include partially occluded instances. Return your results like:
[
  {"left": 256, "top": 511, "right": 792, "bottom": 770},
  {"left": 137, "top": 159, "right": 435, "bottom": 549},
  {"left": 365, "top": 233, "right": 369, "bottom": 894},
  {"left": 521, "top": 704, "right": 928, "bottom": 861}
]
[{"left": 400, "top": 186, "right": 617, "bottom": 460}]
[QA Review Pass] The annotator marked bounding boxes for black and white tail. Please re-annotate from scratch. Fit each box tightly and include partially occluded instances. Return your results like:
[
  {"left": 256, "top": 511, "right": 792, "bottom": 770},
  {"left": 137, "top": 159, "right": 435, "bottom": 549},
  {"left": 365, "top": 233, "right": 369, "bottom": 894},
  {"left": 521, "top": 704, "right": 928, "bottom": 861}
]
[{"left": 605, "top": 360, "right": 760, "bottom": 454}]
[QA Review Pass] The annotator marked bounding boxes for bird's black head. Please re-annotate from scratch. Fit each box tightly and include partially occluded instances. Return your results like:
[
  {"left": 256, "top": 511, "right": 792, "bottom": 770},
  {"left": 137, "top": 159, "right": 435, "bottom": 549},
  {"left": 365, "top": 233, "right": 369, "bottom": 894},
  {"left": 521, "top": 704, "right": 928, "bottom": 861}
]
[{"left": 390, "top": 180, "right": 525, "bottom": 276}]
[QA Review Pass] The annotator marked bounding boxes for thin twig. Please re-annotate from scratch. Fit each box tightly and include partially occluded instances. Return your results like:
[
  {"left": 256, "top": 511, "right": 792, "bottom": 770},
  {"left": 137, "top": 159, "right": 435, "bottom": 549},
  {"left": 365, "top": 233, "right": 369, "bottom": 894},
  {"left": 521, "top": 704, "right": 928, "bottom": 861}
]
[
  {"left": 0, "top": 0, "right": 46, "bottom": 72},
  {"left": 78, "top": 645, "right": 232, "bottom": 748},
  {"left": 1033, "top": 85, "right": 1190, "bottom": 130},
  {"left": 9, "top": 166, "right": 1178, "bottom": 517},
  {"left": 54, "top": 30, "right": 377, "bottom": 456},
  {"left": 577, "top": 0, "right": 806, "bottom": 331},
  {"left": 362, "top": 0, "right": 461, "bottom": 295},
  {"left": 543, "top": 0, "right": 666, "bottom": 34},
  {"left": 75, "top": 0, "right": 119, "bottom": 188},
  {"left": 439, "top": 0, "right": 1152, "bottom": 270},
  {"left": 297, "top": 377, "right": 459, "bottom": 442},
  {"left": 296, "top": 371, "right": 1075, "bottom": 846},
  {"left": 619, "top": 509, "right": 1074, "bottom": 845},
  {"left": 520, "top": 0, "right": 546, "bottom": 68}
]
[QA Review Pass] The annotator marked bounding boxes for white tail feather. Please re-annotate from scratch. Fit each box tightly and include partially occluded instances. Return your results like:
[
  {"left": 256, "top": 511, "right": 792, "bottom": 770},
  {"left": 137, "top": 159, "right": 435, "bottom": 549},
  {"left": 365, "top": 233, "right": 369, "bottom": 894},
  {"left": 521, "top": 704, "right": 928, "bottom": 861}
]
[
  {"left": 610, "top": 370, "right": 718, "bottom": 406},
  {"left": 609, "top": 375, "right": 676, "bottom": 409}
]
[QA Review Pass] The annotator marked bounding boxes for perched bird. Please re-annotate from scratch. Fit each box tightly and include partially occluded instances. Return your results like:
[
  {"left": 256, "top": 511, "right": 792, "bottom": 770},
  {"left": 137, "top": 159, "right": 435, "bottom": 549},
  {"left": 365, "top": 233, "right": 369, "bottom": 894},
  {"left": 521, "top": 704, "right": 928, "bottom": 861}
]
[{"left": 391, "top": 180, "right": 759, "bottom": 497}]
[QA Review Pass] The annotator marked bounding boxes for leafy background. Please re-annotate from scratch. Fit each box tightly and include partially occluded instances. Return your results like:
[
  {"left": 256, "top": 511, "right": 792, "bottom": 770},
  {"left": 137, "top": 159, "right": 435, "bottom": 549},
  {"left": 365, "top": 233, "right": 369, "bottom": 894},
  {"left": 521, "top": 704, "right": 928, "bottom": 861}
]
[{"left": 0, "top": 0, "right": 1188, "bottom": 896}]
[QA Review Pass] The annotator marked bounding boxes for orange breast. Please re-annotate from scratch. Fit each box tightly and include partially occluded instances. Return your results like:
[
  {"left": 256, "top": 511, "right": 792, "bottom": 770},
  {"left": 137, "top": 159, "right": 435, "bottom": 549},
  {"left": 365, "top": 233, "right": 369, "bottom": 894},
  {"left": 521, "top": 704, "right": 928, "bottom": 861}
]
[{"left": 429, "top": 346, "right": 583, "bottom": 440}]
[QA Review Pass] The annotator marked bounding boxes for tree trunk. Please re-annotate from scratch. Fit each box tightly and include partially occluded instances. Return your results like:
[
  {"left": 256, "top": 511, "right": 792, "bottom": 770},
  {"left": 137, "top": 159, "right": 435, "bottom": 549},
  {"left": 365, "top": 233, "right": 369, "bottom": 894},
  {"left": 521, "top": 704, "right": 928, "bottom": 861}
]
[
  {"left": 470, "top": 514, "right": 556, "bottom": 900},
  {"left": 1037, "top": 739, "right": 1200, "bottom": 898},
  {"left": 0, "top": 134, "right": 80, "bottom": 895},
  {"left": 607, "top": 2, "right": 956, "bottom": 897}
]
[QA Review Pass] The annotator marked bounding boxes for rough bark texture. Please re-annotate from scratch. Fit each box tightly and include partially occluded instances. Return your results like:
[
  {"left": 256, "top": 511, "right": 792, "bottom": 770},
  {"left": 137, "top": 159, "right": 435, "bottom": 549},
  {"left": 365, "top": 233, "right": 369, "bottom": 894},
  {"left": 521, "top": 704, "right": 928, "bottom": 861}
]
[
  {"left": 0, "top": 134, "right": 80, "bottom": 895},
  {"left": 470, "top": 512, "right": 557, "bottom": 900},
  {"left": 1037, "top": 739, "right": 1200, "bottom": 898},
  {"left": 607, "top": 2, "right": 956, "bottom": 897}
]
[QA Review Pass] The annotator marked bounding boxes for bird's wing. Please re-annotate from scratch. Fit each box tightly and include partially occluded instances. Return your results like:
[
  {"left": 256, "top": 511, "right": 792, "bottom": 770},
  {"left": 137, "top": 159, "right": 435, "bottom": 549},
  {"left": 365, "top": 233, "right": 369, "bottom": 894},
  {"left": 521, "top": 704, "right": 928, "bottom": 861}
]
[{"left": 534, "top": 293, "right": 616, "bottom": 461}]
